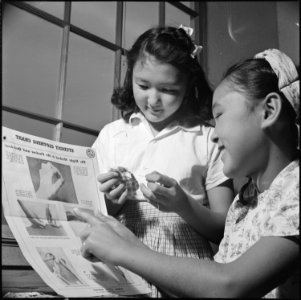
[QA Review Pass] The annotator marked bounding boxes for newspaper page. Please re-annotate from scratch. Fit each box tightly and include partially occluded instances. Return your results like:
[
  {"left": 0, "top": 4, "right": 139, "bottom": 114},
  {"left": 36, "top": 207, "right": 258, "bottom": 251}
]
[{"left": 2, "top": 126, "right": 151, "bottom": 297}]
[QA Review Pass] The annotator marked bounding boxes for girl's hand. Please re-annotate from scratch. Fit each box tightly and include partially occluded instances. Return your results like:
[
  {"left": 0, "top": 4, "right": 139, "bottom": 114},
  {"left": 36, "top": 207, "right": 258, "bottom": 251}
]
[
  {"left": 97, "top": 171, "right": 128, "bottom": 205},
  {"left": 140, "top": 171, "right": 188, "bottom": 213},
  {"left": 72, "top": 208, "right": 147, "bottom": 265}
]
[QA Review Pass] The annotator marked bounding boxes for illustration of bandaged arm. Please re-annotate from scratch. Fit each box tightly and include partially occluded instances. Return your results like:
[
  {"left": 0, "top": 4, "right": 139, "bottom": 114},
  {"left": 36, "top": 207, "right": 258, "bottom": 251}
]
[{"left": 36, "top": 162, "right": 65, "bottom": 199}]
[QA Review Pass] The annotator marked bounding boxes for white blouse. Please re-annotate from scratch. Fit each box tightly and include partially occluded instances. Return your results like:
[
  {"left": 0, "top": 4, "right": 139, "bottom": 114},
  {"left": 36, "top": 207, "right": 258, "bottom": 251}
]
[{"left": 92, "top": 112, "right": 228, "bottom": 203}]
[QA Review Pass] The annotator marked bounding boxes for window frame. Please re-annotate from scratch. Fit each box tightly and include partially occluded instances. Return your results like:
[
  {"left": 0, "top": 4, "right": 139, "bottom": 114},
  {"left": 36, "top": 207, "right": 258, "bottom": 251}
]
[{"left": 2, "top": 1, "right": 207, "bottom": 142}]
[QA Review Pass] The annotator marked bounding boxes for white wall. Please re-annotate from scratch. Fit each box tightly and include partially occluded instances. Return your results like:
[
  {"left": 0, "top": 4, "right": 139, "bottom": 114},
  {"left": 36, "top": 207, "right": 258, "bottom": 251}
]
[{"left": 276, "top": 1, "right": 299, "bottom": 67}]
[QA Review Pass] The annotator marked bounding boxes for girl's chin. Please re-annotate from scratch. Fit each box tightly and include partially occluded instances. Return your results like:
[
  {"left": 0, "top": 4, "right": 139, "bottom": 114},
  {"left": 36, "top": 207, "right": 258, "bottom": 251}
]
[
  {"left": 223, "top": 164, "right": 243, "bottom": 179},
  {"left": 222, "top": 158, "right": 235, "bottom": 178},
  {"left": 145, "top": 113, "right": 164, "bottom": 123}
]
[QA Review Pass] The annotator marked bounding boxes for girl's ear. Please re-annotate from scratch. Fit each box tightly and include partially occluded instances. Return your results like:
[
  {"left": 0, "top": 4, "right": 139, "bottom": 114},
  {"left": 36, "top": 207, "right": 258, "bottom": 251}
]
[{"left": 260, "top": 92, "right": 282, "bottom": 129}]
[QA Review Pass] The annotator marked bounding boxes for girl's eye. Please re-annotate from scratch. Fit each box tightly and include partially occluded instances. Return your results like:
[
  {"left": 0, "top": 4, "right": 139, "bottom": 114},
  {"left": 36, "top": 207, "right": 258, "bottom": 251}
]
[
  {"left": 214, "top": 113, "right": 222, "bottom": 119},
  {"left": 160, "top": 88, "right": 177, "bottom": 94},
  {"left": 138, "top": 84, "right": 148, "bottom": 90}
]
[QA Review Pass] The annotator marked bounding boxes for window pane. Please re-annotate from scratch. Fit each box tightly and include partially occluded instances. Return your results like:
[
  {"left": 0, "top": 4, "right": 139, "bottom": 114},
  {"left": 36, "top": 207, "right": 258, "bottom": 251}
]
[
  {"left": 63, "top": 33, "right": 115, "bottom": 131},
  {"left": 60, "top": 127, "right": 97, "bottom": 147},
  {"left": 120, "top": 54, "right": 127, "bottom": 87},
  {"left": 2, "top": 111, "right": 55, "bottom": 140},
  {"left": 3, "top": 5, "right": 62, "bottom": 118},
  {"left": 165, "top": 3, "right": 192, "bottom": 36},
  {"left": 123, "top": 2, "right": 159, "bottom": 49},
  {"left": 24, "top": 1, "right": 64, "bottom": 19},
  {"left": 71, "top": 2, "right": 116, "bottom": 44}
]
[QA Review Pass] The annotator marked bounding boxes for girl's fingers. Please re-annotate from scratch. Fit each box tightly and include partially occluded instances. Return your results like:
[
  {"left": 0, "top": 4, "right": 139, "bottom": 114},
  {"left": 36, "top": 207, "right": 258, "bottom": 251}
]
[
  {"left": 99, "top": 178, "right": 122, "bottom": 193},
  {"left": 145, "top": 171, "right": 176, "bottom": 188},
  {"left": 107, "top": 183, "right": 125, "bottom": 199},
  {"left": 78, "top": 224, "right": 92, "bottom": 243},
  {"left": 97, "top": 172, "right": 120, "bottom": 184},
  {"left": 140, "top": 183, "right": 165, "bottom": 208},
  {"left": 80, "top": 239, "right": 95, "bottom": 261},
  {"left": 117, "top": 189, "right": 128, "bottom": 205},
  {"left": 140, "top": 183, "right": 156, "bottom": 201},
  {"left": 72, "top": 208, "right": 100, "bottom": 226},
  {"left": 95, "top": 211, "right": 115, "bottom": 222},
  {"left": 146, "top": 181, "right": 167, "bottom": 196},
  {"left": 95, "top": 212, "right": 121, "bottom": 228}
]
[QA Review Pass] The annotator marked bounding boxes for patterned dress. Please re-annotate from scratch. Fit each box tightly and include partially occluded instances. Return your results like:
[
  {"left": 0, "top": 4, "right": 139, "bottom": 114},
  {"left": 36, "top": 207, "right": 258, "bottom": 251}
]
[{"left": 214, "top": 160, "right": 299, "bottom": 298}]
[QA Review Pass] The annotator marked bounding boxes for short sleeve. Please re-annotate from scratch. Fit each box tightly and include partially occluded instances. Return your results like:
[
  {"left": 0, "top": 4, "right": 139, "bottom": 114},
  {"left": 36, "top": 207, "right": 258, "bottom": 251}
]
[
  {"left": 204, "top": 127, "right": 229, "bottom": 190},
  {"left": 261, "top": 179, "right": 299, "bottom": 237}
]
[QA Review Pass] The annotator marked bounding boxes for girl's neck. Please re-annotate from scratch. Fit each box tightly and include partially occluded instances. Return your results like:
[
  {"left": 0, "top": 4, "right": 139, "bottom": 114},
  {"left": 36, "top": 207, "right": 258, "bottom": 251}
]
[
  {"left": 147, "top": 106, "right": 193, "bottom": 136},
  {"left": 251, "top": 146, "right": 296, "bottom": 193}
]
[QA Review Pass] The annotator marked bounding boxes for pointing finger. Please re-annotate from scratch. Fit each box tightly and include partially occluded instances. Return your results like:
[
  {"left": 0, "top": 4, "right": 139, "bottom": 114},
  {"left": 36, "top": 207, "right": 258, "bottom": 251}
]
[{"left": 72, "top": 208, "right": 101, "bottom": 226}]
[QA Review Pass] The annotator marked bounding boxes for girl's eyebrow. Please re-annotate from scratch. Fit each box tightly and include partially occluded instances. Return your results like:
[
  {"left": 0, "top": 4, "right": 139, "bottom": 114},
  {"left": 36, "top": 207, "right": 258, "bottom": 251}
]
[
  {"left": 212, "top": 102, "right": 221, "bottom": 111},
  {"left": 134, "top": 77, "right": 180, "bottom": 87},
  {"left": 133, "top": 76, "right": 148, "bottom": 82}
]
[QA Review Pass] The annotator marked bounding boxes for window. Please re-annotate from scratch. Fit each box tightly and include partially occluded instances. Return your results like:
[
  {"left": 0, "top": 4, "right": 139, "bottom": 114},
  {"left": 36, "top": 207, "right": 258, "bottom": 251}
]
[{"left": 2, "top": 1, "right": 205, "bottom": 146}]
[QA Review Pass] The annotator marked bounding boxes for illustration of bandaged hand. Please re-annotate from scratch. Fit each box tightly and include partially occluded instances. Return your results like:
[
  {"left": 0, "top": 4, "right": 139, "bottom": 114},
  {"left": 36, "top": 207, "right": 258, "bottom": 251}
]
[
  {"left": 97, "top": 167, "right": 139, "bottom": 204},
  {"left": 45, "top": 204, "right": 61, "bottom": 228},
  {"left": 36, "top": 162, "right": 65, "bottom": 199}
]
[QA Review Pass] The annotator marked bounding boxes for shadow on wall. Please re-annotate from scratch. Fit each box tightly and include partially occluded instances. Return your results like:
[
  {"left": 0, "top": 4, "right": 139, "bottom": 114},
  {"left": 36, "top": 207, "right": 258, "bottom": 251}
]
[{"left": 207, "top": 1, "right": 299, "bottom": 87}]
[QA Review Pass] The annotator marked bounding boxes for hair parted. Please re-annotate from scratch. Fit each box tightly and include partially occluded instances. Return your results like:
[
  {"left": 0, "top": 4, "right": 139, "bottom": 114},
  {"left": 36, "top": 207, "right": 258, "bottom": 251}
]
[{"left": 111, "top": 26, "right": 213, "bottom": 123}]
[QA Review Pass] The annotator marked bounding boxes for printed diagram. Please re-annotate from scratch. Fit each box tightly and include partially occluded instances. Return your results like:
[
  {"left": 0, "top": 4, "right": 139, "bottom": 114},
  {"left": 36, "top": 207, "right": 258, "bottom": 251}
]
[
  {"left": 38, "top": 247, "right": 85, "bottom": 286},
  {"left": 18, "top": 199, "right": 67, "bottom": 236},
  {"left": 27, "top": 157, "right": 78, "bottom": 203}
]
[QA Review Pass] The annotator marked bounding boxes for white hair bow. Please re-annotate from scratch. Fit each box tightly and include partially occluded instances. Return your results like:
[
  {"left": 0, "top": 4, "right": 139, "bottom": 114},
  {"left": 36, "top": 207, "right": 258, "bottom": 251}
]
[
  {"left": 178, "top": 24, "right": 203, "bottom": 59},
  {"left": 179, "top": 24, "right": 194, "bottom": 36}
]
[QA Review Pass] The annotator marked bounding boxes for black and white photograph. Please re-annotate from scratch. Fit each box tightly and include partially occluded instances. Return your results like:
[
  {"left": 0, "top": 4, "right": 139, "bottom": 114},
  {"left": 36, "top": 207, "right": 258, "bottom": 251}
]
[{"left": 2, "top": 1, "right": 299, "bottom": 298}]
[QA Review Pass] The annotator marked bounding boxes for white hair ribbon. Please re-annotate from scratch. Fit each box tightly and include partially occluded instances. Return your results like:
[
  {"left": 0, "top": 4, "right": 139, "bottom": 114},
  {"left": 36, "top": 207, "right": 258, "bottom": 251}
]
[
  {"left": 254, "top": 49, "right": 299, "bottom": 120},
  {"left": 179, "top": 24, "right": 194, "bottom": 36},
  {"left": 178, "top": 24, "right": 203, "bottom": 59}
]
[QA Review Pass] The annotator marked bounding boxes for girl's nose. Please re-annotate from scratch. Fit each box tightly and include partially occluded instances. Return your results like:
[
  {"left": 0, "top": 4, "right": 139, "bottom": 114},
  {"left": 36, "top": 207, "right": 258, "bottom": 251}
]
[
  {"left": 148, "top": 89, "right": 160, "bottom": 105},
  {"left": 211, "top": 128, "right": 219, "bottom": 144}
]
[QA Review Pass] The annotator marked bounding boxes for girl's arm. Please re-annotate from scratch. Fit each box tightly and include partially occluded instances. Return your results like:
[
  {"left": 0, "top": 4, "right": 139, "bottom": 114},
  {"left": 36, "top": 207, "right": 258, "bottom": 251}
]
[
  {"left": 75, "top": 209, "right": 299, "bottom": 298},
  {"left": 116, "top": 236, "right": 298, "bottom": 298},
  {"left": 178, "top": 179, "right": 234, "bottom": 243},
  {"left": 141, "top": 172, "right": 234, "bottom": 243}
]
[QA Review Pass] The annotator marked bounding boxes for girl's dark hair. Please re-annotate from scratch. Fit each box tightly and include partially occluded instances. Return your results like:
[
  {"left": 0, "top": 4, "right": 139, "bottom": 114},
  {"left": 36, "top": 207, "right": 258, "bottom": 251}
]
[
  {"left": 111, "top": 26, "right": 213, "bottom": 123},
  {"left": 222, "top": 58, "right": 299, "bottom": 150}
]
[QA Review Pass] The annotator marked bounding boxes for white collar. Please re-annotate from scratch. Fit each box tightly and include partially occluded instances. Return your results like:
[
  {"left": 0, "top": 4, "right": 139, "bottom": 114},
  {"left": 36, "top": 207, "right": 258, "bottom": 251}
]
[{"left": 129, "top": 112, "right": 203, "bottom": 133}]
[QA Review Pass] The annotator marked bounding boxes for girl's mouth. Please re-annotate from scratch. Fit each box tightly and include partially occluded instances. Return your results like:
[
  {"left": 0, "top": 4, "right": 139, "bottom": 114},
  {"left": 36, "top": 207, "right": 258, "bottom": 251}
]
[{"left": 147, "top": 106, "right": 162, "bottom": 114}]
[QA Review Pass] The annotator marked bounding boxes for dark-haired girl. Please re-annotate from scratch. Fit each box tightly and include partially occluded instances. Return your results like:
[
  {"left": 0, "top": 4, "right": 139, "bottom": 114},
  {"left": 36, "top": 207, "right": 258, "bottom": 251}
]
[
  {"left": 78, "top": 48, "right": 299, "bottom": 298},
  {"left": 92, "top": 25, "right": 233, "bottom": 297}
]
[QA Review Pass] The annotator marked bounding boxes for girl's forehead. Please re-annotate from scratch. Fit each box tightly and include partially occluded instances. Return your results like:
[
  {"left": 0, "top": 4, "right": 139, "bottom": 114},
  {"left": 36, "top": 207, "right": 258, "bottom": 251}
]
[
  {"left": 213, "top": 80, "right": 245, "bottom": 107},
  {"left": 133, "top": 55, "right": 186, "bottom": 83},
  {"left": 135, "top": 54, "right": 159, "bottom": 68},
  {"left": 135, "top": 52, "right": 172, "bottom": 70},
  {"left": 213, "top": 81, "right": 232, "bottom": 101}
]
